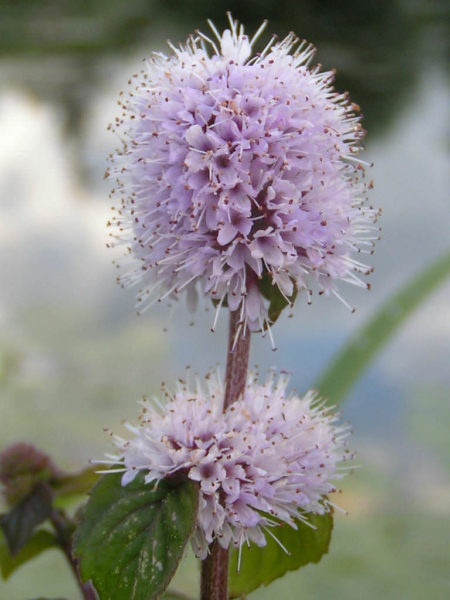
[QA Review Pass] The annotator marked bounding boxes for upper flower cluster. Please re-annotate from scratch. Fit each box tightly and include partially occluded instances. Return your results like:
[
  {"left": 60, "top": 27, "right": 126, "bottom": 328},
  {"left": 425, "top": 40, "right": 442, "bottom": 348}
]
[
  {"left": 104, "top": 371, "right": 351, "bottom": 559},
  {"left": 108, "top": 16, "right": 379, "bottom": 330}
]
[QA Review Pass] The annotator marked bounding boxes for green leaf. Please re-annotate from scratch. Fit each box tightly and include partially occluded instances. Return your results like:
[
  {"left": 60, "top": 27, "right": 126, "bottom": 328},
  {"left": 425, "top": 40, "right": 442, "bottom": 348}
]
[
  {"left": 0, "top": 483, "right": 53, "bottom": 555},
  {"left": 259, "top": 272, "right": 297, "bottom": 325},
  {"left": 229, "top": 512, "right": 333, "bottom": 598},
  {"left": 53, "top": 466, "right": 100, "bottom": 499},
  {"left": 0, "top": 529, "right": 59, "bottom": 579},
  {"left": 316, "top": 250, "right": 450, "bottom": 405},
  {"left": 74, "top": 472, "right": 199, "bottom": 600}
]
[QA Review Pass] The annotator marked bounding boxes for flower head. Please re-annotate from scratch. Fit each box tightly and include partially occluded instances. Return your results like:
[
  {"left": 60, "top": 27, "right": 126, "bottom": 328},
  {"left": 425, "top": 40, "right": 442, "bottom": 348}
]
[
  {"left": 104, "top": 371, "right": 352, "bottom": 558},
  {"left": 0, "top": 443, "right": 61, "bottom": 505},
  {"left": 108, "top": 16, "right": 379, "bottom": 330}
]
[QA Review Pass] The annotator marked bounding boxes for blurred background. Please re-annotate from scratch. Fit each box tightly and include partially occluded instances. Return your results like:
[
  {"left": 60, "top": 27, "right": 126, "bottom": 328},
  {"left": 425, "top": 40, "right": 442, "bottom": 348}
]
[{"left": 0, "top": 1, "right": 448, "bottom": 598}]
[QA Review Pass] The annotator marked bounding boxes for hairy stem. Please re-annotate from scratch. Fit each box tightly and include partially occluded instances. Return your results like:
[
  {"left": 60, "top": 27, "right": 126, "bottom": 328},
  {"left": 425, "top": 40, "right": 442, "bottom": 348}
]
[
  {"left": 223, "top": 309, "right": 252, "bottom": 410},
  {"left": 200, "top": 540, "right": 230, "bottom": 600},
  {"left": 200, "top": 309, "right": 251, "bottom": 600},
  {"left": 50, "top": 509, "right": 98, "bottom": 600}
]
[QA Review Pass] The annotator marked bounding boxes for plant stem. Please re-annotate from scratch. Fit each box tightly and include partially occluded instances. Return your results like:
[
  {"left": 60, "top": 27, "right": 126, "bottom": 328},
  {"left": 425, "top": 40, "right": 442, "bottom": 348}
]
[
  {"left": 50, "top": 509, "right": 98, "bottom": 600},
  {"left": 223, "top": 309, "right": 252, "bottom": 411},
  {"left": 200, "top": 540, "right": 230, "bottom": 600},
  {"left": 200, "top": 309, "right": 251, "bottom": 600}
]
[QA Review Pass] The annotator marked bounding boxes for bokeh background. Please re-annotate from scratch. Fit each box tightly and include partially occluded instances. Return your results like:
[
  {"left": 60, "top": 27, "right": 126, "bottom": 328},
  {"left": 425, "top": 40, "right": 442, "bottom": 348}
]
[{"left": 0, "top": 1, "right": 449, "bottom": 598}]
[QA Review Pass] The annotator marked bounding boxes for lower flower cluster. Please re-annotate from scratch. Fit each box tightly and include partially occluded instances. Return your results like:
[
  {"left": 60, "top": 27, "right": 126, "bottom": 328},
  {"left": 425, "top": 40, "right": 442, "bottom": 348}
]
[{"left": 104, "top": 371, "right": 352, "bottom": 559}]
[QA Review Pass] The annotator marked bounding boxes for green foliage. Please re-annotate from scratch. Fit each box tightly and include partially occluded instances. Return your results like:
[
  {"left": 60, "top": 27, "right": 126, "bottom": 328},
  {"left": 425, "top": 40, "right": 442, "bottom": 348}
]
[
  {"left": 0, "top": 446, "right": 101, "bottom": 594},
  {"left": 259, "top": 271, "right": 297, "bottom": 326},
  {"left": 74, "top": 472, "right": 199, "bottom": 600},
  {"left": 0, "top": 529, "right": 58, "bottom": 580},
  {"left": 53, "top": 467, "right": 100, "bottom": 501},
  {"left": 229, "top": 512, "right": 333, "bottom": 597},
  {"left": 316, "top": 250, "right": 450, "bottom": 405},
  {"left": 0, "top": 483, "right": 53, "bottom": 556}
]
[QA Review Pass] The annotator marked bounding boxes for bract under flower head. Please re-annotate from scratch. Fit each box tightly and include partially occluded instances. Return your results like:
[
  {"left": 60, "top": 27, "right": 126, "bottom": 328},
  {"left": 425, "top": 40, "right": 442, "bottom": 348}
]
[
  {"left": 108, "top": 15, "right": 379, "bottom": 331},
  {"left": 102, "top": 371, "right": 352, "bottom": 559}
]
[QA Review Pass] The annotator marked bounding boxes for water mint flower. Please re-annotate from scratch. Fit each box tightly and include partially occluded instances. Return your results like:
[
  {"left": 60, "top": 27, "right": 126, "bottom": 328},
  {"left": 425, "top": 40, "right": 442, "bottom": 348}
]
[
  {"left": 108, "top": 15, "right": 379, "bottom": 330},
  {"left": 100, "top": 371, "right": 352, "bottom": 559}
]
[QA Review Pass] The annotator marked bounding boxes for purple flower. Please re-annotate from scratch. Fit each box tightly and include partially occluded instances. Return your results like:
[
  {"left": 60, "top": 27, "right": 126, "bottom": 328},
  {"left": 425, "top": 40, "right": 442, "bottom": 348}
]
[
  {"left": 108, "top": 16, "right": 379, "bottom": 330},
  {"left": 101, "top": 371, "right": 352, "bottom": 558}
]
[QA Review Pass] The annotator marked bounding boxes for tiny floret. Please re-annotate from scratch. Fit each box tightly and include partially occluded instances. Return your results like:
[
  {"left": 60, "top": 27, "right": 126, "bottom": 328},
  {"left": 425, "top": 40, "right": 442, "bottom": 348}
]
[
  {"left": 101, "top": 371, "right": 352, "bottom": 558},
  {"left": 109, "top": 15, "right": 379, "bottom": 330}
]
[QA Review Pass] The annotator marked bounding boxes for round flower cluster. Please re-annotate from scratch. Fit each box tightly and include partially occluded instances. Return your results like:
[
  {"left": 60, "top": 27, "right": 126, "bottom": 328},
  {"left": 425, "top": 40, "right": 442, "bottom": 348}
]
[
  {"left": 108, "top": 17, "right": 379, "bottom": 330},
  {"left": 104, "top": 371, "right": 352, "bottom": 558}
]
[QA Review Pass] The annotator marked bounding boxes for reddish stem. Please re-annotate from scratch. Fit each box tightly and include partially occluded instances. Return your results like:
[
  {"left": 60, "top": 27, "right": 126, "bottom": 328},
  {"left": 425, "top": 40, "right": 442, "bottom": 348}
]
[
  {"left": 223, "top": 309, "right": 252, "bottom": 410},
  {"left": 200, "top": 309, "right": 251, "bottom": 600},
  {"left": 200, "top": 539, "right": 230, "bottom": 600}
]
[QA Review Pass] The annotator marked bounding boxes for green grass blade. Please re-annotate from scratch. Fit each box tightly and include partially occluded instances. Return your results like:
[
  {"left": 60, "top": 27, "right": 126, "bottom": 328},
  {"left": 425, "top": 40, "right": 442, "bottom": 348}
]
[{"left": 316, "top": 250, "right": 450, "bottom": 405}]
